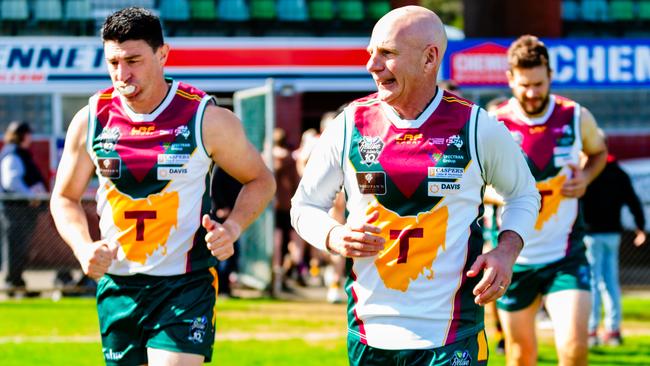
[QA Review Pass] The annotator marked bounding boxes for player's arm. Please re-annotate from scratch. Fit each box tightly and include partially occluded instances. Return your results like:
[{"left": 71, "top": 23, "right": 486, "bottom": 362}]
[
  {"left": 50, "top": 107, "right": 117, "bottom": 279},
  {"left": 562, "top": 107, "right": 607, "bottom": 198},
  {"left": 201, "top": 105, "right": 276, "bottom": 259},
  {"left": 468, "top": 110, "right": 540, "bottom": 305},
  {"left": 290, "top": 112, "right": 384, "bottom": 257}
]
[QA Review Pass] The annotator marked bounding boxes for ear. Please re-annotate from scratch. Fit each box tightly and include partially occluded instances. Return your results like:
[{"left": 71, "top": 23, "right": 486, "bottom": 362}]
[
  {"left": 423, "top": 44, "right": 439, "bottom": 74},
  {"left": 157, "top": 43, "right": 170, "bottom": 66},
  {"left": 506, "top": 69, "right": 515, "bottom": 88}
]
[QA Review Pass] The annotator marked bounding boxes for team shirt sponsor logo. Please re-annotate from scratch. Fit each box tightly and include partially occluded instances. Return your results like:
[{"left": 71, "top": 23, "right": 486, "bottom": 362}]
[
  {"left": 130, "top": 125, "right": 156, "bottom": 135},
  {"left": 428, "top": 167, "right": 464, "bottom": 179},
  {"left": 355, "top": 172, "right": 386, "bottom": 195},
  {"left": 163, "top": 142, "right": 192, "bottom": 152},
  {"left": 98, "top": 126, "right": 121, "bottom": 153},
  {"left": 395, "top": 133, "right": 423, "bottom": 144},
  {"left": 187, "top": 316, "right": 208, "bottom": 344},
  {"left": 103, "top": 348, "right": 125, "bottom": 361},
  {"left": 529, "top": 125, "right": 547, "bottom": 134},
  {"left": 175, "top": 125, "right": 191, "bottom": 139},
  {"left": 428, "top": 182, "right": 462, "bottom": 197},
  {"left": 98, "top": 158, "right": 121, "bottom": 178},
  {"left": 358, "top": 136, "right": 384, "bottom": 166},
  {"left": 157, "top": 153, "right": 191, "bottom": 165},
  {"left": 427, "top": 137, "right": 446, "bottom": 146},
  {"left": 157, "top": 167, "right": 189, "bottom": 180},
  {"left": 446, "top": 134, "right": 464, "bottom": 149},
  {"left": 510, "top": 130, "right": 524, "bottom": 146},
  {"left": 553, "top": 146, "right": 575, "bottom": 167},
  {"left": 450, "top": 350, "right": 472, "bottom": 366}
]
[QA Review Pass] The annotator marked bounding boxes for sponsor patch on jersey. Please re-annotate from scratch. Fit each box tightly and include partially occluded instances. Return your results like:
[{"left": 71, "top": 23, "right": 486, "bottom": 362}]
[
  {"left": 428, "top": 167, "right": 464, "bottom": 179},
  {"left": 98, "top": 158, "right": 121, "bottom": 178},
  {"left": 395, "top": 133, "right": 423, "bottom": 144},
  {"left": 428, "top": 182, "right": 461, "bottom": 197},
  {"left": 438, "top": 153, "right": 466, "bottom": 165},
  {"left": 553, "top": 146, "right": 575, "bottom": 167},
  {"left": 358, "top": 136, "right": 384, "bottom": 166},
  {"left": 97, "top": 126, "right": 121, "bottom": 153},
  {"left": 450, "top": 350, "right": 472, "bottom": 366},
  {"left": 163, "top": 142, "right": 192, "bottom": 152},
  {"left": 175, "top": 125, "right": 191, "bottom": 139},
  {"left": 427, "top": 137, "right": 446, "bottom": 146},
  {"left": 356, "top": 172, "right": 386, "bottom": 195},
  {"left": 510, "top": 130, "right": 524, "bottom": 146},
  {"left": 130, "top": 125, "right": 155, "bottom": 135},
  {"left": 187, "top": 316, "right": 208, "bottom": 345},
  {"left": 157, "top": 153, "right": 191, "bottom": 165},
  {"left": 157, "top": 167, "right": 189, "bottom": 180},
  {"left": 446, "top": 134, "right": 464, "bottom": 149}
]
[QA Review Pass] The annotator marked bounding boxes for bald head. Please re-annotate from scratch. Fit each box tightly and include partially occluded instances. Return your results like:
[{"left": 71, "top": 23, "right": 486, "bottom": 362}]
[
  {"left": 372, "top": 6, "right": 447, "bottom": 63},
  {"left": 365, "top": 6, "right": 448, "bottom": 119}
]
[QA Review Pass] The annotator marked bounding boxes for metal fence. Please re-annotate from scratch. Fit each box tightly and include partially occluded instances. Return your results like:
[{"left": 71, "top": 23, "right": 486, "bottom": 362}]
[
  {"left": 0, "top": 194, "right": 649, "bottom": 290},
  {"left": 0, "top": 196, "right": 98, "bottom": 276}
]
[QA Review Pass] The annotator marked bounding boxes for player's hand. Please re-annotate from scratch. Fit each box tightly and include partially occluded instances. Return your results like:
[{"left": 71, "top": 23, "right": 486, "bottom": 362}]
[
  {"left": 561, "top": 163, "right": 588, "bottom": 198},
  {"left": 326, "top": 211, "right": 385, "bottom": 258},
  {"left": 75, "top": 239, "right": 118, "bottom": 280},
  {"left": 203, "top": 214, "right": 240, "bottom": 261},
  {"left": 634, "top": 230, "right": 647, "bottom": 247},
  {"left": 467, "top": 230, "right": 522, "bottom": 305}
]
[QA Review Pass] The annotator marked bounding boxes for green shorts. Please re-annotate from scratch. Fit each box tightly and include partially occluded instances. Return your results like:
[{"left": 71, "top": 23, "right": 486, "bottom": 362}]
[
  {"left": 496, "top": 251, "right": 591, "bottom": 311},
  {"left": 96, "top": 268, "right": 218, "bottom": 365},
  {"left": 348, "top": 330, "right": 489, "bottom": 366}
]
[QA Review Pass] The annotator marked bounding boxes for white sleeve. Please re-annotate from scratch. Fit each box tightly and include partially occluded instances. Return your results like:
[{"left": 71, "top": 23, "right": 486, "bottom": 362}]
[
  {"left": 1, "top": 154, "right": 31, "bottom": 194},
  {"left": 290, "top": 112, "right": 347, "bottom": 251},
  {"left": 477, "top": 110, "right": 540, "bottom": 242}
]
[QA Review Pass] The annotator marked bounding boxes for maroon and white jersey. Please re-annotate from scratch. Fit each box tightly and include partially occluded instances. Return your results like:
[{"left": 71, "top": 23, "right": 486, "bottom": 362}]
[
  {"left": 87, "top": 79, "right": 215, "bottom": 275},
  {"left": 292, "top": 89, "right": 539, "bottom": 349},
  {"left": 494, "top": 95, "right": 584, "bottom": 264}
]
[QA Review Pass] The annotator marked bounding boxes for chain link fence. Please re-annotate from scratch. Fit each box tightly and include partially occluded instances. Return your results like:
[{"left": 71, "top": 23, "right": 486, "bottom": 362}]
[
  {"left": 0, "top": 192, "right": 649, "bottom": 291},
  {"left": 0, "top": 195, "right": 99, "bottom": 291}
]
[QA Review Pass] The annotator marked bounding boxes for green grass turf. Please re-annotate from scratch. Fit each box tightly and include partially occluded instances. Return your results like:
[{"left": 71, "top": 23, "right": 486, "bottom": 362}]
[{"left": 0, "top": 296, "right": 649, "bottom": 365}]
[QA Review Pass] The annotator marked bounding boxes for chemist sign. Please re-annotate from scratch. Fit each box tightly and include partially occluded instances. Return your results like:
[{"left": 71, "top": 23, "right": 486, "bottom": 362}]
[{"left": 444, "top": 39, "right": 650, "bottom": 88}]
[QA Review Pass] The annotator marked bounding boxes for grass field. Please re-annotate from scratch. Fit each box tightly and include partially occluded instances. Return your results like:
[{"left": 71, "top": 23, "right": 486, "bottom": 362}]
[{"left": 1, "top": 296, "right": 650, "bottom": 365}]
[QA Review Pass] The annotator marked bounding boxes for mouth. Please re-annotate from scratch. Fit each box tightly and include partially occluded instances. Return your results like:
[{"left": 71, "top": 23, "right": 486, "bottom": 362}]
[
  {"left": 116, "top": 84, "right": 136, "bottom": 96},
  {"left": 376, "top": 78, "right": 396, "bottom": 88}
]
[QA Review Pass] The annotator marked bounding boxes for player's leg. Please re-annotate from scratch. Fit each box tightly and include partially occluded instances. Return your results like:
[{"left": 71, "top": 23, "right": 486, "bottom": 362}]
[
  {"left": 545, "top": 290, "right": 590, "bottom": 366},
  {"left": 146, "top": 349, "right": 204, "bottom": 366},
  {"left": 497, "top": 265, "right": 544, "bottom": 366},
  {"left": 544, "top": 252, "right": 591, "bottom": 366},
  {"left": 146, "top": 269, "right": 218, "bottom": 365},
  {"left": 498, "top": 296, "right": 542, "bottom": 366}
]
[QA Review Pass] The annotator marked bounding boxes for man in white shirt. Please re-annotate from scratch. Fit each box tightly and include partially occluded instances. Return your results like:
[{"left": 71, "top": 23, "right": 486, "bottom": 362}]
[{"left": 291, "top": 6, "right": 540, "bottom": 365}]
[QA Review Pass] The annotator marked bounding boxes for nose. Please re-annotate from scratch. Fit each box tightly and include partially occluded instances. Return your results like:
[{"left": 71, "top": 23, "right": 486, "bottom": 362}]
[
  {"left": 525, "top": 87, "right": 538, "bottom": 99},
  {"left": 114, "top": 61, "right": 131, "bottom": 83},
  {"left": 366, "top": 51, "right": 383, "bottom": 73}
]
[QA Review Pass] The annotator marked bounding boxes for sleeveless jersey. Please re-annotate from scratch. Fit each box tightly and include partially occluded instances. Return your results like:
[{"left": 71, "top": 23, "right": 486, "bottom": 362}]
[
  {"left": 341, "top": 91, "right": 487, "bottom": 349},
  {"left": 87, "top": 79, "right": 216, "bottom": 276},
  {"left": 494, "top": 95, "right": 584, "bottom": 265}
]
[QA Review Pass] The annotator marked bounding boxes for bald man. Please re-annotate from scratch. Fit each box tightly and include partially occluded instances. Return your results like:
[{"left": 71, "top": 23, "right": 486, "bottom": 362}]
[{"left": 291, "top": 6, "right": 540, "bottom": 365}]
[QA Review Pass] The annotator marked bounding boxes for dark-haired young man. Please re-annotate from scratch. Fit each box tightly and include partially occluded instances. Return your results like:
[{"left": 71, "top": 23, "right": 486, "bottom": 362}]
[
  {"left": 492, "top": 35, "right": 607, "bottom": 366},
  {"left": 50, "top": 7, "right": 275, "bottom": 365}
]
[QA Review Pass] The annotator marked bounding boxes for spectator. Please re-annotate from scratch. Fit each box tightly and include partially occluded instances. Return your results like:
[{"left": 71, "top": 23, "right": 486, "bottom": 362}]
[
  {"left": 210, "top": 166, "right": 243, "bottom": 297},
  {"left": 0, "top": 121, "right": 47, "bottom": 295},
  {"left": 272, "top": 127, "right": 304, "bottom": 293},
  {"left": 583, "top": 153, "right": 647, "bottom": 347}
]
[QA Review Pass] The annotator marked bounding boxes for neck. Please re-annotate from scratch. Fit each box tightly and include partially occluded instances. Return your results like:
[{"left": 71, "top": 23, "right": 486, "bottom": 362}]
[{"left": 392, "top": 86, "right": 438, "bottom": 120}]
